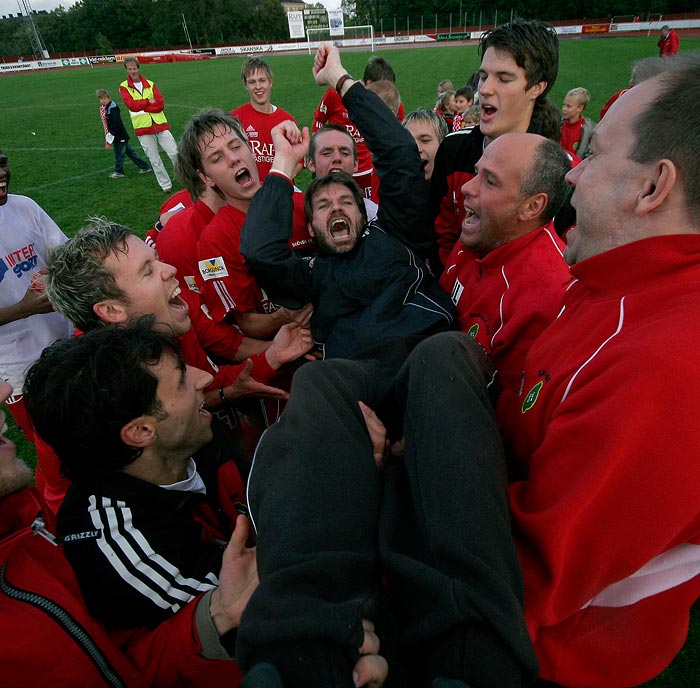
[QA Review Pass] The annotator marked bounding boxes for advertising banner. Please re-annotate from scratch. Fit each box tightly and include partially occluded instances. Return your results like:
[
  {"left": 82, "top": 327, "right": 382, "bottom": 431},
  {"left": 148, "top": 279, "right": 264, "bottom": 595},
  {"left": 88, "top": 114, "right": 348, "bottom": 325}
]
[
  {"left": 328, "top": 9, "right": 344, "bottom": 37},
  {"left": 288, "top": 11, "right": 305, "bottom": 39}
]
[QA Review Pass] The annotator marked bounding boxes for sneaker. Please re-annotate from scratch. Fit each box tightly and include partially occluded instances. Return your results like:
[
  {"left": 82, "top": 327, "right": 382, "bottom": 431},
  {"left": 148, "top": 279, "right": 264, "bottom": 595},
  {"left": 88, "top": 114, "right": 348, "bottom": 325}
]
[
  {"left": 139, "top": 168, "right": 152, "bottom": 174},
  {"left": 110, "top": 172, "right": 125, "bottom": 178},
  {"left": 162, "top": 187, "right": 172, "bottom": 194}
]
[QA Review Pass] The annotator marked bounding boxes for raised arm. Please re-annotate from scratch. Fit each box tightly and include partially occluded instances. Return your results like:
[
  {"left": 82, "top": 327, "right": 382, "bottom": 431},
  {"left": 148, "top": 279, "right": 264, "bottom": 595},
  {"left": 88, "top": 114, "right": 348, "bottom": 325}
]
[
  {"left": 240, "top": 121, "right": 315, "bottom": 309},
  {"left": 313, "top": 42, "right": 433, "bottom": 257}
]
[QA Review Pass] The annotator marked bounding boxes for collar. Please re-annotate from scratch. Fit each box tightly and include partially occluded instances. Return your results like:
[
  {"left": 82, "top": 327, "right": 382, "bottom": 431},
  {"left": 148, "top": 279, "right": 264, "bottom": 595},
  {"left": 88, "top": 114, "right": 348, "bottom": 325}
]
[
  {"left": 468, "top": 222, "right": 558, "bottom": 268},
  {"left": 127, "top": 74, "right": 151, "bottom": 90},
  {"left": 571, "top": 234, "right": 700, "bottom": 297}
]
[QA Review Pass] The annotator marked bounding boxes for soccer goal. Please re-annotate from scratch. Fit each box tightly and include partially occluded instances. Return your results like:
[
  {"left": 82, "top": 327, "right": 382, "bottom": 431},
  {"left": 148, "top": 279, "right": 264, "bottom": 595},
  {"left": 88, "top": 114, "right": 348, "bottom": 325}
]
[{"left": 307, "top": 25, "right": 375, "bottom": 53}]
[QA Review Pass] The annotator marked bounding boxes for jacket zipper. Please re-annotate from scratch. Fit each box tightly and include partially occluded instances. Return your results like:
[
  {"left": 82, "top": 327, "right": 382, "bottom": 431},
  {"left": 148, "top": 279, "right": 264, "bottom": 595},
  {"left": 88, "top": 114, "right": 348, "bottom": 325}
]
[{"left": 0, "top": 529, "right": 127, "bottom": 687}]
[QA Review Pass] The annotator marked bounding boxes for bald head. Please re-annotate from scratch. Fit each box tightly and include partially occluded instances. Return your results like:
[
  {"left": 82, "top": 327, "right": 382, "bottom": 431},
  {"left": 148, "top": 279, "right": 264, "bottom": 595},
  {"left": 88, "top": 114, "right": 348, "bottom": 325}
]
[{"left": 459, "top": 132, "right": 569, "bottom": 255}]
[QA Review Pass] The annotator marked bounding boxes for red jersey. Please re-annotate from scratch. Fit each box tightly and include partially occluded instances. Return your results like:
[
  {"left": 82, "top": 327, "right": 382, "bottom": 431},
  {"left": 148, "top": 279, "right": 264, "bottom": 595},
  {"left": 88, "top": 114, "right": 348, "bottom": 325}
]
[
  {"left": 313, "top": 88, "right": 405, "bottom": 196},
  {"left": 313, "top": 87, "right": 372, "bottom": 177},
  {"left": 144, "top": 190, "right": 194, "bottom": 248},
  {"left": 158, "top": 200, "right": 215, "bottom": 294},
  {"left": 197, "top": 196, "right": 312, "bottom": 324},
  {"left": 440, "top": 224, "right": 571, "bottom": 397},
  {"left": 230, "top": 102, "right": 296, "bottom": 182},
  {"left": 559, "top": 118, "right": 584, "bottom": 157}
]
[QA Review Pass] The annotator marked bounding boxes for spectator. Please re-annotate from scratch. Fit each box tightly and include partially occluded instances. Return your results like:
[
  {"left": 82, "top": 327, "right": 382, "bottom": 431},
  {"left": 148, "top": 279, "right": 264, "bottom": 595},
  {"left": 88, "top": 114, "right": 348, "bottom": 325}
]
[
  {"left": 96, "top": 88, "right": 151, "bottom": 179},
  {"left": 560, "top": 86, "right": 596, "bottom": 158},
  {"left": 599, "top": 55, "right": 667, "bottom": 120},
  {"left": 366, "top": 79, "right": 400, "bottom": 115},
  {"left": 434, "top": 89, "right": 456, "bottom": 129},
  {"left": 437, "top": 78, "right": 454, "bottom": 95},
  {"left": 658, "top": 24, "right": 680, "bottom": 56},
  {"left": 452, "top": 85, "right": 475, "bottom": 131},
  {"left": 119, "top": 57, "right": 178, "bottom": 193},
  {"left": 462, "top": 104, "right": 480, "bottom": 127}
]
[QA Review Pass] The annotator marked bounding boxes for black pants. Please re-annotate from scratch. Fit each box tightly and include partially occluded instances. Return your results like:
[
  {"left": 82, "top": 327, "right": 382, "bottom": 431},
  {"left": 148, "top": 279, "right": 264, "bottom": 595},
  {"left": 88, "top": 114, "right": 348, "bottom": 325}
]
[{"left": 237, "top": 332, "right": 538, "bottom": 688}]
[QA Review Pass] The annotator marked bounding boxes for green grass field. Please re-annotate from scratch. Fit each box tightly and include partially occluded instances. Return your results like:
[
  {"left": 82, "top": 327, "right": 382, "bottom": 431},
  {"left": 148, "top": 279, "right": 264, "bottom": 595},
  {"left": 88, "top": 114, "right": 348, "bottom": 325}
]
[
  {"left": 2, "top": 37, "right": 700, "bottom": 686},
  {"left": 2, "top": 36, "right": 698, "bottom": 237}
]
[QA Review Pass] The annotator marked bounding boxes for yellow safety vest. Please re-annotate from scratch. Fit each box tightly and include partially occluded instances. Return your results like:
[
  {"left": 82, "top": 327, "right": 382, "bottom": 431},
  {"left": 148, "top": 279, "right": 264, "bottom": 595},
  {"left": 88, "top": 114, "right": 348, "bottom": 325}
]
[{"left": 120, "top": 78, "right": 168, "bottom": 131}]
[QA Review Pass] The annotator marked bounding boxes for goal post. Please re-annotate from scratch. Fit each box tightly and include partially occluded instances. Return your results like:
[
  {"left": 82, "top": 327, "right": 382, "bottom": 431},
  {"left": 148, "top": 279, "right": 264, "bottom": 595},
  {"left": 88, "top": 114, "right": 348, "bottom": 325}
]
[{"left": 307, "top": 25, "right": 375, "bottom": 54}]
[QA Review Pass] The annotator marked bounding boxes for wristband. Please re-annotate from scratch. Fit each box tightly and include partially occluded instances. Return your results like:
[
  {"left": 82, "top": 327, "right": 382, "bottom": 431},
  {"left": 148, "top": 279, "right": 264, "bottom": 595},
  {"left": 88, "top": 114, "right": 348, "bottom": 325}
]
[
  {"left": 335, "top": 73, "right": 354, "bottom": 95},
  {"left": 218, "top": 387, "right": 226, "bottom": 403}
]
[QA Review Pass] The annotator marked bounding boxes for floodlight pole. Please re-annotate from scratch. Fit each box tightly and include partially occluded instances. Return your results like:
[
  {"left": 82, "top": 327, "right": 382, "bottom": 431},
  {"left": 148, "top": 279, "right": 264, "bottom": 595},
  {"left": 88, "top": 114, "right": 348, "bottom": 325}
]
[
  {"left": 16, "top": 0, "right": 49, "bottom": 59},
  {"left": 182, "top": 13, "right": 193, "bottom": 52}
]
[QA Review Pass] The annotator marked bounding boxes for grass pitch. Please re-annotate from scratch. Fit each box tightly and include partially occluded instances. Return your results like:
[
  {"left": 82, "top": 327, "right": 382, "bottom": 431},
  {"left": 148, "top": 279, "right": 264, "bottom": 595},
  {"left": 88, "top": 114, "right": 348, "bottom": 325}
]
[
  {"left": 4, "top": 36, "right": 699, "bottom": 237},
  {"left": 2, "top": 37, "right": 700, "bottom": 686}
]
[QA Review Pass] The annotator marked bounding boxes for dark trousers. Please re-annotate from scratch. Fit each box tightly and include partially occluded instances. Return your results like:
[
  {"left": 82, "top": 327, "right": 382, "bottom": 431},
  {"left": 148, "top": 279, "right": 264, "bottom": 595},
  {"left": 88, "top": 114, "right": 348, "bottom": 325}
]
[
  {"left": 238, "top": 332, "right": 538, "bottom": 688},
  {"left": 113, "top": 139, "right": 149, "bottom": 174}
]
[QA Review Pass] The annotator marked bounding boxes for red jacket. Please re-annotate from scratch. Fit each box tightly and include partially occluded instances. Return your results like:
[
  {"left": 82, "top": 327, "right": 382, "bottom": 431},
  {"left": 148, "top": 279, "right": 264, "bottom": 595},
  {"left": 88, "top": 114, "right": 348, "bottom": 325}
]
[
  {"left": 440, "top": 224, "right": 571, "bottom": 398},
  {"left": 0, "top": 487, "right": 241, "bottom": 687},
  {"left": 658, "top": 28, "right": 680, "bottom": 56},
  {"left": 504, "top": 235, "right": 700, "bottom": 686},
  {"left": 119, "top": 75, "right": 171, "bottom": 136}
]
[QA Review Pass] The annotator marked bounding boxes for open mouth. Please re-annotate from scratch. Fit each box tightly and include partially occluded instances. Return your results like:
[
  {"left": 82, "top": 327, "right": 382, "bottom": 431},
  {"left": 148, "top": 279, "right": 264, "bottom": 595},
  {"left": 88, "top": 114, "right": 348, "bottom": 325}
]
[
  {"left": 235, "top": 168, "right": 253, "bottom": 187},
  {"left": 462, "top": 207, "right": 479, "bottom": 229},
  {"left": 168, "top": 285, "right": 188, "bottom": 311},
  {"left": 199, "top": 401, "right": 212, "bottom": 419},
  {"left": 481, "top": 104, "right": 497, "bottom": 119},
  {"left": 329, "top": 217, "right": 351, "bottom": 240}
]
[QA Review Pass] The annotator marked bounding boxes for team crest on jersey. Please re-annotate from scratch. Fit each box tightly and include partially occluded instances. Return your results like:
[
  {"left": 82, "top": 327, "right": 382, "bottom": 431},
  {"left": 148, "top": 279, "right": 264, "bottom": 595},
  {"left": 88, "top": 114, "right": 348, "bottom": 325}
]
[
  {"left": 521, "top": 381, "right": 544, "bottom": 414},
  {"left": 245, "top": 124, "right": 259, "bottom": 139},
  {"left": 467, "top": 323, "right": 479, "bottom": 338},
  {"left": 198, "top": 257, "right": 229, "bottom": 280},
  {"left": 319, "top": 103, "right": 327, "bottom": 114}
]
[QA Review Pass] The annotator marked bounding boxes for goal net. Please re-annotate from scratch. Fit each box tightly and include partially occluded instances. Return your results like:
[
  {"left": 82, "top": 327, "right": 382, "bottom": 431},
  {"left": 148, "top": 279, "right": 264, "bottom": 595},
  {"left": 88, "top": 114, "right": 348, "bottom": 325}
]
[{"left": 307, "top": 25, "right": 375, "bottom": 53}]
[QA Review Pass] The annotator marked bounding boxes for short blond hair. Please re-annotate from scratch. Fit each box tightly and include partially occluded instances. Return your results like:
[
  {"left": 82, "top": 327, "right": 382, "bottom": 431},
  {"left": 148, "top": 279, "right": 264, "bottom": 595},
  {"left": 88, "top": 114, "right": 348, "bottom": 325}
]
[{"left": 566, "top": 87, "right": 590, "bottom": 108}]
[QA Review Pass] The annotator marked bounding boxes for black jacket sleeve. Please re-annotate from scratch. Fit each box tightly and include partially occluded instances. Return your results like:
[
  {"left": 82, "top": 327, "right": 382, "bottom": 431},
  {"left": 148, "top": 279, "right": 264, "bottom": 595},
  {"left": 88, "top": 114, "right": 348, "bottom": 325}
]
[
  {"left": 239, "top": 173, "right": 314, "bottom": 310},
  {"left": 342, "top": 82, "right": 433, "bottom": 258}
]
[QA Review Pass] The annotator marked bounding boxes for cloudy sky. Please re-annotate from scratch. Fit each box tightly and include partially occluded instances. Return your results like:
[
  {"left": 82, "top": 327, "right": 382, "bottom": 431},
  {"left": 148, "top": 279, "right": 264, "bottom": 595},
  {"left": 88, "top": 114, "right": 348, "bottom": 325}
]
[{"left": 1, "top": 0, "right": 341, "bottom": 18}]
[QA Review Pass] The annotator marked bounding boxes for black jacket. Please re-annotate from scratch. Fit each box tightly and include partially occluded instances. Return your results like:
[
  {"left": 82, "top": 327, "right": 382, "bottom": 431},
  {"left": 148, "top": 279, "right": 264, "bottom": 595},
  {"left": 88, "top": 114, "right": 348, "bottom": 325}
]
[
  {"left": 58, "top": 420, "right": 248, "bottom": 630},
  {"left": 241, "top": 82, "right": 454, "bottom": 358},
  {"left": 104, "top": 100, "right": 131, "bottom": 143}
]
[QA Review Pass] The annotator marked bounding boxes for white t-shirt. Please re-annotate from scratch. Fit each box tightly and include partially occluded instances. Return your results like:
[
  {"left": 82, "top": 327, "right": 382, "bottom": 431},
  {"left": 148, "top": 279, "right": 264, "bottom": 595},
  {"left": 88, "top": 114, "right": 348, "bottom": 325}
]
[{"left": 0, "top": 194, "right": 74, "bottom": 389}]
